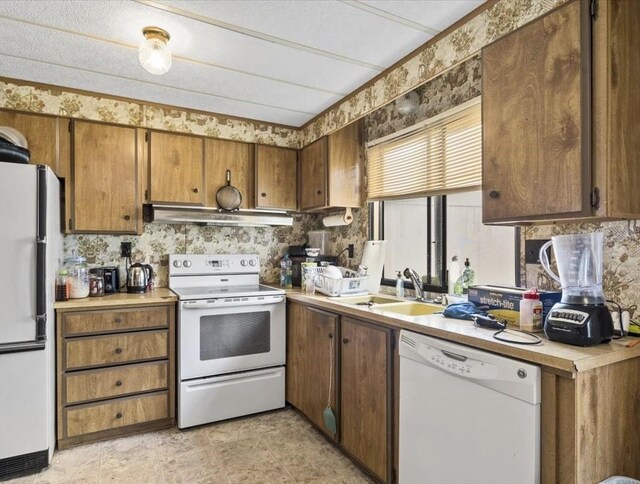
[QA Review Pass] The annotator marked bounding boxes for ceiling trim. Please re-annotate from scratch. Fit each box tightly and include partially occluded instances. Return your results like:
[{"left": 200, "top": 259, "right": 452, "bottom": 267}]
[
  {"left": 339, "top": 0, "right": 440, "bottom": 35},
  {"left": 0, "top": 13, "right": 347, "bottom": 97},
  {"left": 0, "top": 51, "right": 316, "bottom": 116},
  {"left": 300, "top": 0, "right": 499, "bottom": 130},
  {"left": 0, "top": 76, "right": 300, "bottom": 130},
  {"left": 135, "top": 0, "right": 386, "bottom": 71}
]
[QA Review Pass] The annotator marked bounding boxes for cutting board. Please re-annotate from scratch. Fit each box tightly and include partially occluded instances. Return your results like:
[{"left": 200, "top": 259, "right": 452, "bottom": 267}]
[{"left": 361, "top": 240, "right": 387, "bottom": 294}]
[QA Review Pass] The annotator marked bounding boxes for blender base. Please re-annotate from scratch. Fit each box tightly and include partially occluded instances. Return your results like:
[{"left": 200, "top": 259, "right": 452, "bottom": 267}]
[{"left": 544, "top": 303, "right": 614, "bottom": 347}]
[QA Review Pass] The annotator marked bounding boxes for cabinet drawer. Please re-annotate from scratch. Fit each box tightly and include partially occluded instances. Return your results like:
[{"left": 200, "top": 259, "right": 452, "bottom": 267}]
[
  {"left": 65, "top": 361, "right": 168, "bottom": 404},
  {"left": 65, "top": 331, "right": 168, "bottom": 370},
  {"left": 65, "top": 392, "right": 168, "bottom": 438},
  {"left": 63, "top": 307, "right": 169, "bottom": 336}
]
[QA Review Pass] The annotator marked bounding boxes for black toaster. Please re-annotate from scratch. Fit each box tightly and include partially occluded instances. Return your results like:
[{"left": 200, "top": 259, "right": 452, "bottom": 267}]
[{"left": 102, "top": 266, "right": 120, "bottom": 293}]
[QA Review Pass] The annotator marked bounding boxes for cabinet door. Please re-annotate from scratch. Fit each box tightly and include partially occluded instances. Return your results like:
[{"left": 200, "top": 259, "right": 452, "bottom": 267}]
[
  {"left": 149, "top": 131, "right": 204, "bottom": 205},
  {"left": 72, "top": 121, "right": 138, "bottom": 233},
  {"left": 0, "top": 109, "right": 69, "bottom": 176},
  {"left": 299, "top": 137, "right": 327, "bottom": 211},
  {"left": 255, "top": 145, "right": 297, "bottom": 210},
  {"left": 205, "top": 138, "right": 254, "bottom": 209},
  {"left": 328, "top": 122, "right": 362, "bottom": 208},
  {"left": 482, "top": 0, "right": 590, "bottom": 222},
  {"left": 340, "top": 317, "right": 391, "bottom": 482},
  {"left": 286, "top": 302, "right": 338, "bottom": 439}
]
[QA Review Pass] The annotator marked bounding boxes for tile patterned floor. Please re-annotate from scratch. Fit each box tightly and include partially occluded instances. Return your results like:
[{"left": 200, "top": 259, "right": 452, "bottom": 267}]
[{"left": 6, "top": 409, "right": 374, "bottom": 484}]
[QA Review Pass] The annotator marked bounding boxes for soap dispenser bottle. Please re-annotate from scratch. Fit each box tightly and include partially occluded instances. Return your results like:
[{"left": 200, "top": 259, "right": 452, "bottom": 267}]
[
  {"left": 461, "top": 258, "right": 475, "bottom": 294},
  {"left": 395, "top": 271, "right": 405, "bottom": 298}
]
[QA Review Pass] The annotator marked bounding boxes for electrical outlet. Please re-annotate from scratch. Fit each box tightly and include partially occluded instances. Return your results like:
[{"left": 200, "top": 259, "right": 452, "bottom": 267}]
[
  {"left": 347, "top": 244, "right": 354, "bottom": 258},
  {"left": 524, "top": 239, "right": 550, "bottom": 264},
  {"left": 120, "top": 241, "right": 132, "bottom": 258}
]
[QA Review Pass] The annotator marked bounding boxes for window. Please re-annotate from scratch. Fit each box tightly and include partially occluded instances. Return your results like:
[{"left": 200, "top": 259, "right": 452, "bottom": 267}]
[{"left": 366, "top": 98, "right": 517, "bottom": 292}]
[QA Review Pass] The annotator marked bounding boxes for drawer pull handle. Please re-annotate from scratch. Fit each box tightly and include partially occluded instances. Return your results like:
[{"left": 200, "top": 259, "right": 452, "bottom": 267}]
[
  {"left": 342, "top": 338, "right": 349, "bottom": 344},
  {"left": 114, "top": 317, "right": 123, "bottom": 323},
  {"left": 192, "top": 187, "right": 199, "bottom": 193},
  {"left": 115, "top": 380, "right": 122, "bottom": 387},
  {"left": 261, "top": 192, "right": 267, "bottom": 197},
  {"left": 115, "top": 348, "right": 123, "bottom": 354},
  {"left": 116, "top": 412, "right": 123, "bottom": 419},
  {"left": 317, "top": 190, "right": 322, "bottom": 195},
  {"left": 489, "top": 190, "right": 500, "bottom": 199},
  {"left": 123, "top": 215, "right": 131, "bottom": 221}
]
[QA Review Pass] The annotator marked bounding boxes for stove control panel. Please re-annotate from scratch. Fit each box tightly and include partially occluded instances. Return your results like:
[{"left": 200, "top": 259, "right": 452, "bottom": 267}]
[{"left": 169, "top": 254, "right": 260, "bottom": 276}]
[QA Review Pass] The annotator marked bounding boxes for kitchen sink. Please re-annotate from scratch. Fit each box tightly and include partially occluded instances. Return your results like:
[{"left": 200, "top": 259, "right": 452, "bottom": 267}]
[
  {"left": 379, "top": 302, "right": 442, "bottom": 316},
  {"left": 334, "top": 295, "right": 403, "bottom": 306}
]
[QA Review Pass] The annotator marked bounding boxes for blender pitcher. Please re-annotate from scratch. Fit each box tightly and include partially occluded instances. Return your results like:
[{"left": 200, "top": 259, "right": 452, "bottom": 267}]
[{"left": 539, "top": 233, "right": 605, "bottom": 304}]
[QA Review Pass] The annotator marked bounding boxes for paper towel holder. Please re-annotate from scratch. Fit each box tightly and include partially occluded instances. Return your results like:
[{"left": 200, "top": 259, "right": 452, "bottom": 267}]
[{"left": 323, "top": 207, "right": 353, "bottom": 227}]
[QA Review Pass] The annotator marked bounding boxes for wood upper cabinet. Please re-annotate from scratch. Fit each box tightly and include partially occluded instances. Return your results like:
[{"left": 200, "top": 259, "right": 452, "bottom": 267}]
[
  {"left": 0, "top": 109, "right": 70, "bottom": 177},
  {"left": 205, "top": 138, "right": 254, "bottom": 209},
  {"left": 148, "top": 131, "right": 204, "bottom": 205},
  {"left": 340, "top": 317, "right": 392, "bottom": 483},
  {"left": 286, "top": 301, "right": 338, "bottom": 440},
  {"left": 255, "top": 145, "right": 297, "bottom": 210},
  {"left": 482, "top": 0, "right": 640, "bottom": 223},
  {"left": 71, "top": 121, "right": 139, "bottom": 234},
  {"left": 299, "top": 121, "right": 363, "bottom": 212}
]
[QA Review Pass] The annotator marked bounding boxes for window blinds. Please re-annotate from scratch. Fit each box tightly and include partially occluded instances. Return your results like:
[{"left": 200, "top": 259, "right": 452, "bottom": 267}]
[{"left": 367, "top": 98, "right": 482, "bottom": 200}]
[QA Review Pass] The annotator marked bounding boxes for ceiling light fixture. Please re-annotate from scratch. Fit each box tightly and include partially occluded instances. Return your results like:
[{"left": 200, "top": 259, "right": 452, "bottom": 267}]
[{"left": 139, "top": 26, "right": 172, "bottom": 75}]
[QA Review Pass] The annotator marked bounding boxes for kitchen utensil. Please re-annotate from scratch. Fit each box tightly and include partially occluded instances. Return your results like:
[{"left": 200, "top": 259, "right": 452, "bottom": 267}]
[
  {"left": 626, "top": 339, "right": 640, "bottom": 348},
  {"left": 216, "top": 169, "right": 242, "bottom": 211},
  {"left": 539, "top": 233, "right": 613, "bottom": 346},
  {"left": 126, "top": 263, "right": 153, "bottom": 293},
  {"left": 323, "top": 332, "right": 337, "bottom": 434},
  {"left": 361, "top": 240, "right": 387, "bottom": 294}
]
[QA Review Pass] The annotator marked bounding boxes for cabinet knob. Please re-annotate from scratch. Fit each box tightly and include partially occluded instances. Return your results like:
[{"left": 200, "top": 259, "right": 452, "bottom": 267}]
[
  {"left": 116, "top": 412, "right": 123, "bottom": 419},
  {"left": 114, "top": 317, "right": 123, "bottom": 324},
  {"left": 115, "top": 348, "right": 123, "bottom": 354},
  {"left": 192, "top": 188, "right": 199, "bottom": 193},
  {"left": 123, "top": 215, "right": 131, "bottom": 221},
  {"left": 317, "top": 190, "right": 322, "bottom": 195},
  {"left": 261, "top": 192, "right": 267, "bottom": 198},
  {"left": 489, "top": 190, "right": 500, "bottom": 199},
  {"left": 342, "top": 338, "right": 349, "bottom": 344},
  {"left": 115, "top": 380, "right": 122, "bottom": 387},
  {"left": 328, "top": 333, "right": 333, "bottom": 339}
]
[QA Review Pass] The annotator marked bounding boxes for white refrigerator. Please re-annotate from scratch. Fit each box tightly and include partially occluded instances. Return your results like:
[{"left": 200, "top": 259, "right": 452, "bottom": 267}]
[{"left": 0, "top": 163, "right": 61, "bottom": 479}]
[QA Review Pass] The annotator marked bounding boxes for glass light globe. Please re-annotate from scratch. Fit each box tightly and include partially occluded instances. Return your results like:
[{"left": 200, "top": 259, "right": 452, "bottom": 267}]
[{"left": 139, "top": 37, "right": 172, "bottom": 75}]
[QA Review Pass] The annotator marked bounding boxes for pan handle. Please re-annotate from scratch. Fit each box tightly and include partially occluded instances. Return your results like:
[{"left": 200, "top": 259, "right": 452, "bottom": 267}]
[{"left": 226, "top": 169, "right": 231, "bottom": 186}]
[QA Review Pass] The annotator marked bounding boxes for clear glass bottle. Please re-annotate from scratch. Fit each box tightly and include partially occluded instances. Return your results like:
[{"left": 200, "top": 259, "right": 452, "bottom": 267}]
[
  {"left": 65, "top": 253, "right": 90, "bottom": 299},
  {"left": 280, "top": 254, "right": 293, "bottom": 289}
]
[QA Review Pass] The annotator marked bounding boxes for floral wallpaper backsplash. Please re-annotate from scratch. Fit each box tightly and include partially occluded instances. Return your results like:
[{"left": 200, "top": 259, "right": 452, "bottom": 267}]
[
  {"left": 522, "top": 221, "right": 640, "bottom": 320},
  {"left": 64, "top": 214, "right": 323, "bottom": 288}
]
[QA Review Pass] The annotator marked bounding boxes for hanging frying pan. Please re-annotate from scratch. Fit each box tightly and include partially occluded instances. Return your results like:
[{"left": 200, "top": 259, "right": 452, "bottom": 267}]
[{"left": 216, "top": 169, "right": 242, "bottom": 211}]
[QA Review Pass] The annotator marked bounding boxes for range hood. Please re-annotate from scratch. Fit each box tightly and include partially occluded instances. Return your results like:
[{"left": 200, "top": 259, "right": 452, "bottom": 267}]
[{"left": 143, "top": 205, "right": 293, "bottom": 227}]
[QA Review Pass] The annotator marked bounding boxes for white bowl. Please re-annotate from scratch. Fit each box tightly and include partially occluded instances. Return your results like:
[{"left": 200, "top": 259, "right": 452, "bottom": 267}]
[{"left": 305, "top": 248, "right": 321, "bottom": 257}]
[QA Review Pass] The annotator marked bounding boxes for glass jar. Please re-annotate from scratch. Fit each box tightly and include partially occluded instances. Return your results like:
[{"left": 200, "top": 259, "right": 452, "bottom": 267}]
[
  {"left": 65, "top": 253, "right": 89, "bottom": 299},
  {"left": 55, "top": 269, "right": 69, "bottom": 302}
]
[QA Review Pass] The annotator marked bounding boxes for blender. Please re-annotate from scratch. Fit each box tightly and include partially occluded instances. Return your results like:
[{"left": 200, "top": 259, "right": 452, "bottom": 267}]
[{"left": 539, "top": 233, "right": 613, "bottom": 346}]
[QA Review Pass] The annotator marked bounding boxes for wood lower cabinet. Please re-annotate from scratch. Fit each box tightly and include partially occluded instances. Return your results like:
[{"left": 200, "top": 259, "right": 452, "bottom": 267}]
[
  {"left": 56, "top": 303, "right": 175, "bottom": 448},
  {"left": 255, "top": 145, "right": 297, "bottom": 210},
  {"left": 286, "top": 302, "right": 393, "bottom": 482},
  {"left": 286, "top": 302, "right": 338, "bottom": 439},
  {"left": 71, "top": 121, "right": 139, "bottom": 233},
  {"left": 148, "top": 131, "right": 204, "bottom": 205},
  {"left": 205, "top": 138, "right": 254, "bottom": 209},
  {"left": 340, "top": 317, "right": 392, "bottom": 482},
  {"left": 482, "top": 0, "right": 640, "bottom": 223},
  {"left": 299, "top": 121, "right": 363, "bottom": 212}
]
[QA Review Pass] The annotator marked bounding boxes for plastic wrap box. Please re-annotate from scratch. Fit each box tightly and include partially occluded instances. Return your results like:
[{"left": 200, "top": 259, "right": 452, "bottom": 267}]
[{"left": 468, "top": 285, "right": 562, "bottom": 327}]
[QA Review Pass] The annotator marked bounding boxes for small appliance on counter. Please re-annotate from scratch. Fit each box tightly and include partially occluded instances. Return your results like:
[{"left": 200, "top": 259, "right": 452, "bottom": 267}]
[
  {"left": 101, "top": 266, "right": 120, "bottom": 293},
  {"left": 126, "top": 263, "right": 153, "bottom": 293},
  {"left": 539, "top": 233, "right": 614, "bottom": 346},
  {"left": 288, "top": 245, "right": 337, "bottom": 287}
]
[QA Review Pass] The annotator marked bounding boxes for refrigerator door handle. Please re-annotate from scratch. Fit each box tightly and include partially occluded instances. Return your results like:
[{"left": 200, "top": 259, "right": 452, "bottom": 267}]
[{"left": 35, "top": 165, "right": 47, "bottom": 343}]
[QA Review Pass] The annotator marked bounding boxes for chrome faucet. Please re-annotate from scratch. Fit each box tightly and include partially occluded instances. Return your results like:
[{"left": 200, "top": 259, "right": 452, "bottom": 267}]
[{"left": 403, "top": 267, "right": 428, "bottom": 303}]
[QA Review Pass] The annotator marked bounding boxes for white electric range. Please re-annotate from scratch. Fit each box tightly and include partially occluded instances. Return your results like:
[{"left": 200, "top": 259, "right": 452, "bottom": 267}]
[{"left": 169, "top": 254, "right": 286, "bottom": 429}]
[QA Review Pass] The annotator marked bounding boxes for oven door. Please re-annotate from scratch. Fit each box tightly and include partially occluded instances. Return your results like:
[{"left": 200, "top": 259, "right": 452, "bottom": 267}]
[{"left": 179, "top": 295, "right": 285, "bottom": 380}]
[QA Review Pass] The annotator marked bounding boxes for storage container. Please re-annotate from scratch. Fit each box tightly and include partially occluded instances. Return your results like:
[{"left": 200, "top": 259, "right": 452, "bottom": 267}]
[{"left": 308, "top": 230, "right": 330, "bottom": 255}]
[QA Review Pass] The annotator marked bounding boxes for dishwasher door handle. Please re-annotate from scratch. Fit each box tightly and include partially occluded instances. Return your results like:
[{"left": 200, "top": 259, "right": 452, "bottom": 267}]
[{"left": 441, "top": 349, "right": 468, "bottom": 362}]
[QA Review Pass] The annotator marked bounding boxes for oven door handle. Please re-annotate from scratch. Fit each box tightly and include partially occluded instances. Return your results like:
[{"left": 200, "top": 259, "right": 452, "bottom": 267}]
[{"left": 181, "top": 295, "right": 285, "bottom": 309}]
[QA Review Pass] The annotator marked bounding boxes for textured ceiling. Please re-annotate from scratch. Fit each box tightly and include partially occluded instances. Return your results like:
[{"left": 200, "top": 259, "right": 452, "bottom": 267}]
[{"left": 0, "top": 0, "right": 484, "bottom": 126}]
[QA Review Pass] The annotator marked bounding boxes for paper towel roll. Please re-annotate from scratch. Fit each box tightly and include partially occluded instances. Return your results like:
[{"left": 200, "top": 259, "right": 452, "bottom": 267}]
[{"left": 323, "top": 208, "right": 353, "bottom": 227}]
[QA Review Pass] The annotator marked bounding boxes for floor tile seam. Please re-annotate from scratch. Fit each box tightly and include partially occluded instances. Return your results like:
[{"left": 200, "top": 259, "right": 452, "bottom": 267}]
[
  {"left": 254, "top": 431, "right": 297, "bottom": 483},
  {"left": 203, "top": 427, "right": 232, "bottom": 484}
]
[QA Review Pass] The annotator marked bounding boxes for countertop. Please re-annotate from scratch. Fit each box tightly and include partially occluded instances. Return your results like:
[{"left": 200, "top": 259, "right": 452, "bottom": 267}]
[
  {"left": 284, "top": 289, "right": 640, "bottom": 375},
  {"left": 54, "top": 288, "right": 177, "bottom": 311}
]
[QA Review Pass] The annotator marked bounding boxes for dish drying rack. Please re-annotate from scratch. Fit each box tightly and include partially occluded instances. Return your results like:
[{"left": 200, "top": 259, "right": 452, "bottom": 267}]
[{"left": 306, "top": 266, "right": 369, "bottom": 297}]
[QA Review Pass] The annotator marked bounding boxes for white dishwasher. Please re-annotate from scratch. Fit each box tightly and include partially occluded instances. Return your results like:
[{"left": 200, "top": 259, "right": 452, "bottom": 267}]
[{"left": 399, "top": 330, "right": 541, "bottom": 484}]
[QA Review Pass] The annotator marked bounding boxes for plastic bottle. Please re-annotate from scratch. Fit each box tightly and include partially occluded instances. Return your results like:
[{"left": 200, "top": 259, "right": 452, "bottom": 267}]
[
  {"left": 520, "top": 288, "right": 543, "bottom": 332},
  {"left": 448, "top": 256, "right": 462, "bottom": 294},
  {"left": 280, "top": 254, "right": 292, "bottom": 289},
  {"left": 461, "top": 258, "right": 475, "bottom": 294},
  {"left": 395, "top": 271, "right": 405, "bottom": 298}
]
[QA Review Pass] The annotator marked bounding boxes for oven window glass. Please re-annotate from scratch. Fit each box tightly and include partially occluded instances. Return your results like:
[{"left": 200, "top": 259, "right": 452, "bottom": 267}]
[{"left": 199, "top": 311, "right": 271, "bottom": 360}]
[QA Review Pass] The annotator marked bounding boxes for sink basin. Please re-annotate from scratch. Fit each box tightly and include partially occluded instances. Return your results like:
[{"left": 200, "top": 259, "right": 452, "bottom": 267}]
[
  {"left": 334, "top": 295, "right": 403, "bottom": 306},
  {"left": 379, "top": 302, "right": 442, "bottom": 316}
]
